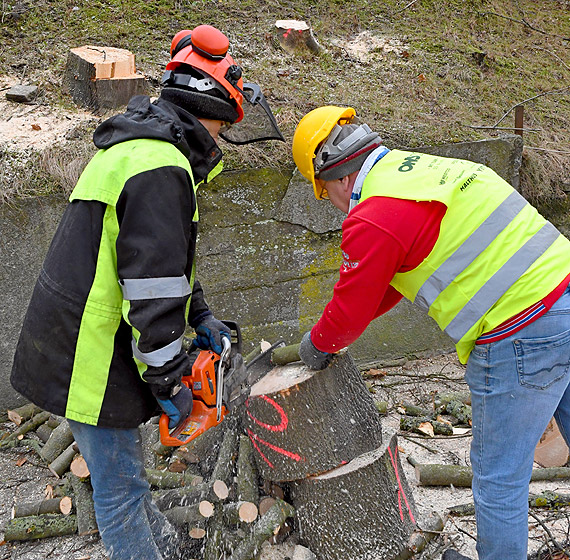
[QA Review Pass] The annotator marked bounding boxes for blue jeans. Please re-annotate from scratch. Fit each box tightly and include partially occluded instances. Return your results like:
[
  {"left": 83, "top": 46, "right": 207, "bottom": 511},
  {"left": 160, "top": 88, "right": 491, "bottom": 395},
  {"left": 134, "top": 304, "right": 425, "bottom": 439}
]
[
  {"left": 465, "top": 285, "right": 570, "bottom": 559},
  {"left": 69, "top": 420, "right": 181, "bottom": 560}
]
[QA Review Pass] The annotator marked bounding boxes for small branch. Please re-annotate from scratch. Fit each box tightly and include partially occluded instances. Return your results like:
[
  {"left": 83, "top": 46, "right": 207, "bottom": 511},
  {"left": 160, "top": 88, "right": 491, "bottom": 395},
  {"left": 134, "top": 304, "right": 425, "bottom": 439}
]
[
  {"left": 528, "top": 510, "right": 568, "bottom": 555},
  {"left": 492, "top": 86, "right": 570, "bottom": 127},
  {"left": 465, "top": 125, "right": 541, "bottom": 132},
  {"left": 392, "top": 0, "right": 420, "bottom": 16},
  {"left": 478, "top": 11, "right": 570, "bottom": 42}
]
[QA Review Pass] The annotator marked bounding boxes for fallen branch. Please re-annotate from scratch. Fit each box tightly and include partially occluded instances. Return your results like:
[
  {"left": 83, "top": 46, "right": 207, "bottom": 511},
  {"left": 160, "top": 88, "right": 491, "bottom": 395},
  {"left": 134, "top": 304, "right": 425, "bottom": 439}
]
[
  {"left": 0, "top": 411, "right": 51, "bottom": 449},
  {"left": 415, "top": 463, "right": 570, "bottom": 487},
  {"left": 12, "top": 497, "right": 73, "bottom": 518},
  {"left": 4, "top": 513, "right": 78, "bottom": 541},
  {"left": 68, "top": 473, "right": 98, "bottom": 536},
  {"left": 7, "top": 403, "right": 42, "bottom": 426},
  {"left": 227, "top": 498, "right": 295, "bottom": 560},
  {"left": 39, "top": 420, "right": 74, "bottom": 464}
]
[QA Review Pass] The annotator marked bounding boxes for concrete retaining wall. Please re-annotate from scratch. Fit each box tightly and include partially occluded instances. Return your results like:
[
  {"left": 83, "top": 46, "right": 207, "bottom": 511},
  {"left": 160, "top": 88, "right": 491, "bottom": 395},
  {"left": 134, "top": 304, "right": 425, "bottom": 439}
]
[{"left": 0, "top": 136, "right": 529, "bottom": 410}]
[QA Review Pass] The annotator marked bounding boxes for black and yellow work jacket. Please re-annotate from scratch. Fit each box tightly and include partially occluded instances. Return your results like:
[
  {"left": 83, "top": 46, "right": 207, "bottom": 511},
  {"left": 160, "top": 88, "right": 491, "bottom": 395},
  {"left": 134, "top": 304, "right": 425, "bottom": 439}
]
[{"left": 11, "top": 95, "right": 223, "bottom": 428}]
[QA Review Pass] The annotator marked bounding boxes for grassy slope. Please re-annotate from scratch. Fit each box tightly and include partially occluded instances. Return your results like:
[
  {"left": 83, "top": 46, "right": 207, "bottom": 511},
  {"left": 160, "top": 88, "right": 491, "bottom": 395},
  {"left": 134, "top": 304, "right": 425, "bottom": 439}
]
[{"left": 0, "top": 0, "right": 568, "bottom": 200}]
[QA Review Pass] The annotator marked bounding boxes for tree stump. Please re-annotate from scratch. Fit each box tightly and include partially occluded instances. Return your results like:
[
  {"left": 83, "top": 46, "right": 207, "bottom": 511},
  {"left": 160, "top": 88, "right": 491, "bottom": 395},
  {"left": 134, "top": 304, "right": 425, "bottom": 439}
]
[
  {"left": 290, "top": 431, "right": 418, "bottom": 560},
  {"left": 245, "top": 352, "right": 383, "bottom": 482},
  {"left": 63, "top": 45, "right": 147, "bottom": 110},
  {"left": 534, "top": 418, "right": 569, "bottom": 467},
  {"left": 274, "top": 20, "right": 321, "bottom": 55}
]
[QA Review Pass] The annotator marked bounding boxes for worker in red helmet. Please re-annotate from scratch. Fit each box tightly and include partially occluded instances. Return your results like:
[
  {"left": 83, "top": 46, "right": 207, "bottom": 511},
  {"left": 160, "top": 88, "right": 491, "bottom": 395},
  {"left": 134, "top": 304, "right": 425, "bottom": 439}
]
[
  {"left": 10, "top": 25, "right": 282, "bottom": 560},
  {"left": 293, "top": 106, "right": 570, "bottom": 560}
]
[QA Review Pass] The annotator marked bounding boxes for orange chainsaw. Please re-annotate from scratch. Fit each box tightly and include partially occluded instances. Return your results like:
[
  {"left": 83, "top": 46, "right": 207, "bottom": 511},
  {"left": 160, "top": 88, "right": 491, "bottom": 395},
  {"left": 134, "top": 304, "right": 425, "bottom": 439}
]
[{"left": 159, "top": 321, "right": 283, "bottom": 446}]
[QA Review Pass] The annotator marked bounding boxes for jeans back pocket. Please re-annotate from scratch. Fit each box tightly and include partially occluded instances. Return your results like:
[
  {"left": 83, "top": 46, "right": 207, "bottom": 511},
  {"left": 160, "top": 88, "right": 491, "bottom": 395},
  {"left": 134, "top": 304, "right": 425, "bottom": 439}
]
[{"left": 514, "top": 328, "right": 570, "bottom": 389}]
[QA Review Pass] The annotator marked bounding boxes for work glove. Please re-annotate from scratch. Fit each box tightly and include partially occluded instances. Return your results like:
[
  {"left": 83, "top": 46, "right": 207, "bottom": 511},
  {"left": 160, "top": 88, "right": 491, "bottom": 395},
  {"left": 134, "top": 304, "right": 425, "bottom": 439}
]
[
  {"left": 156, "top": 383, "right": 194, "bottom": 431},
  {"left": 299, "top": 331, "right": 334, "bottom": 370},
  {"left": 194, "top": 313, "right": 231, "bottom": 355}
]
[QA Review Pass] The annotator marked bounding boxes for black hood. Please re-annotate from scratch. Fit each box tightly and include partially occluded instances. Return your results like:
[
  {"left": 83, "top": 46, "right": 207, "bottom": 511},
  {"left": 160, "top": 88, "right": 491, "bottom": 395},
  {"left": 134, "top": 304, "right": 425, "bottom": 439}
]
[{"left": 93, "top": 95, "right": 222, "bottom": 184}]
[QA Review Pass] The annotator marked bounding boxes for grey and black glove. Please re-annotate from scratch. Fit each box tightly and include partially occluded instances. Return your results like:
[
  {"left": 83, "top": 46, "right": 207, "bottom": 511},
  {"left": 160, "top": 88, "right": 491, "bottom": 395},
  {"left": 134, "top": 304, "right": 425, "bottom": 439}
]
[
  {"left": 156, "top": 383, "right": 194, "bottom": 431},
  {"left": 299, "top": 331, "right": 334, "bottom": 370},
  {"left": 193, "top": 312, "right": 231, "bottom": 355}
]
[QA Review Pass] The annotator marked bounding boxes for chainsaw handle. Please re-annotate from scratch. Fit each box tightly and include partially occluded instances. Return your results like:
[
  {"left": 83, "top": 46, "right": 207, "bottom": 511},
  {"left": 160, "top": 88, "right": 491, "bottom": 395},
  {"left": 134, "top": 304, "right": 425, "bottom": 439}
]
[{"left": 221, "top": 320, "right": 242, "bottom": 355}]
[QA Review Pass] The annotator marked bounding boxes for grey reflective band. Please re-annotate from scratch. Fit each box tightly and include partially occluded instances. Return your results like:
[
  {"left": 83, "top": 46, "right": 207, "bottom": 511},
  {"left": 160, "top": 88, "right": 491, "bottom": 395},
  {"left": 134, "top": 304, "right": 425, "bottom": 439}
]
[
  {"left": 131, "top": 336, "right": 183, "bottom": 367},
  {"left": 120, "top": 275, "right": 191, "bottom": 301},
  {"left": 415, "top": 191, "right": 528, "bottom": 311},
  {"left": 445, "top": 222, "right": 560, "bottom": 343}
]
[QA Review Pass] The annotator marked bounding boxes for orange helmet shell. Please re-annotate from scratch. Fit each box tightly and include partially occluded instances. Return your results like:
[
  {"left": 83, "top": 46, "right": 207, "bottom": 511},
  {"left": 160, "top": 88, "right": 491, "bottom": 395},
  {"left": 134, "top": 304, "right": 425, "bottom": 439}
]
[{"left": 166, "top": 25, "right": 244, "bottom": 122}]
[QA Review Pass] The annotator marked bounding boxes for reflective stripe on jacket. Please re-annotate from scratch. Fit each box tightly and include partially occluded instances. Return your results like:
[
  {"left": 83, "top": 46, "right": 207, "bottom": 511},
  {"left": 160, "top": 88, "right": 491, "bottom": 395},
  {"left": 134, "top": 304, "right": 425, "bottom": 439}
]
[
  {"left": 64, "top": 139, "right": 203, "bottom": 423},
  {"left": 359, "top": 149, "right": 570, "bottom": 363}
]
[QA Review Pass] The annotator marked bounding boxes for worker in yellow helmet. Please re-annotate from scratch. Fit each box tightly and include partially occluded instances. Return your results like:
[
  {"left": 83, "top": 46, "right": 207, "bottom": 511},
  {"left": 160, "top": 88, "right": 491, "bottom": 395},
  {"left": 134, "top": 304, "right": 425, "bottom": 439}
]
[{"left": 292, "top": 106, "right": 570, "bottom": 560}]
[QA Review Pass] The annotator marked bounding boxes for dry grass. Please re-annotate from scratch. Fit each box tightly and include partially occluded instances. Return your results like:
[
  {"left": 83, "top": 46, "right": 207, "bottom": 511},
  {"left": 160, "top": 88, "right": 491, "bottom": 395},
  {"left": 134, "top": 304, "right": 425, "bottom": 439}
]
[{"left": 0, "top": 0, "right": 568, "bottom": 200}]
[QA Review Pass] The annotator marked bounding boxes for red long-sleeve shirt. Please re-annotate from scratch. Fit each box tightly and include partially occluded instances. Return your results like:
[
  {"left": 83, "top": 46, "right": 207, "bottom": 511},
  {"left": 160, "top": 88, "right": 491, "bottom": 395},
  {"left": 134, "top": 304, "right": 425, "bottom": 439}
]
[
  {"left": 310, "top": 196, "right": 570, "bottom": 353},
  {"left": 311, "top": 196, "right": 446, "bottom": 353}
]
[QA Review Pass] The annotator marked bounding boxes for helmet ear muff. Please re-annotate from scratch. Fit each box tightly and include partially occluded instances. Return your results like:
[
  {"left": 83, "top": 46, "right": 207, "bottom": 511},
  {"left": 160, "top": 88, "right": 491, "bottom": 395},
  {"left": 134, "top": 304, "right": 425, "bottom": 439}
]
[{"left": 171, "top": 32, "right": 193, "bottom": 58}]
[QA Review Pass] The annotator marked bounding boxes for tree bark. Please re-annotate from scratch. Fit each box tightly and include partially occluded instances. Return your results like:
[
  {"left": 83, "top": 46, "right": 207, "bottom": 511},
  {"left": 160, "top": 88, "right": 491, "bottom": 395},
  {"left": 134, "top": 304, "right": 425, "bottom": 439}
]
[
  {"left": 0, "top": 411, "right": 51, "bottom": 449},
  {"left": 273, "top": 20, "right": 321, "bottom": 55},
  {"left": 145, "top": 468, "right": 203, "bottom": 489},
  {"left": 12, "top": 497, "right": 72, "bottom": 518},
  {"left": 39, "top": 419, "right": 74, "bottom": 464},
  {"left": 415, "top": 463, "right": 570, "bottom": 487},
  {"left": 63, "top": 46, "right": 147, "bottom": 110},
  {"left": 7, "top": 403, "right": 42, "bottom": 426},
  {"left": 68, "top": 473, "right": 98, "bottom": 536},
  {"left": 48, "top": 443, "right": 78, "bottom": 478},
  {"left": 152, "top": 484, "right": 207, "bottom": 511},
  {"left": 4, "top": 514, "right": 77, "bottom": 541},
  {"left": 236, "top": 434, "right": 259, "bottom": 505},
  {"left": 227, "top": 498, "right": 295, "bottom": 560},
  {"left": 245, "top": 352, "right": 383, "bottom": 482},
  {"left": 290, "top": 431, "right": 418, "bottom": 560}
]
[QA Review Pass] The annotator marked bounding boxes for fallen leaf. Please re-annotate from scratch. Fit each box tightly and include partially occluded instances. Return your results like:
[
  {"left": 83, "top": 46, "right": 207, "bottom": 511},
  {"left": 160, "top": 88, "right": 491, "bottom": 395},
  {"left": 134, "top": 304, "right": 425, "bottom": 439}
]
[
  {"left": 15, "top": 455, "right": 27, "bottom": 467},
  {"left": 417, "top": 73, "right": 426, "bottom": 82},
  {"left": 417, "top": 421, "right": 434, "bottom": 437}
]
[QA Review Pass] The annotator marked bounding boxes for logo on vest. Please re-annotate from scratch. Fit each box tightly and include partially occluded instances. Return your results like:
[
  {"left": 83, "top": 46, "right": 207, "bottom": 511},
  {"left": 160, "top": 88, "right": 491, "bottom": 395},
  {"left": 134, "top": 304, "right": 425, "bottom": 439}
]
[{"left": 398, "top": 155, "right": 421, "bottom": 172}]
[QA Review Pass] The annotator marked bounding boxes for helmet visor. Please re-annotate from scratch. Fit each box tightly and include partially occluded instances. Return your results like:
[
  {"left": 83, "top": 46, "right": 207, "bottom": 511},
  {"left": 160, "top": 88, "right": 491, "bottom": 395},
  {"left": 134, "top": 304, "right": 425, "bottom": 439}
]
[{"left": 219, "top": 83, "right": 284, "bottom": 145}]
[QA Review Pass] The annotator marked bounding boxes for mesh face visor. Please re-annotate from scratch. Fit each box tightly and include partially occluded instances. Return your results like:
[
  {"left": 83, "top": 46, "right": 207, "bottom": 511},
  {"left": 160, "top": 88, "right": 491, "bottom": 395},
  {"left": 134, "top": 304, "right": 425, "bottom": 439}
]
[{"left": 219, "top": 83, "right": 284, "bottom": 145}]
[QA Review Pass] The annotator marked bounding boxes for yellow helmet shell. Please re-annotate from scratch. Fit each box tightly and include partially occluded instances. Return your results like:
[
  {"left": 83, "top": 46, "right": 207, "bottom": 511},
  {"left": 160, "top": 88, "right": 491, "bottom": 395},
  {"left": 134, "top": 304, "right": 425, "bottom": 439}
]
[{"left": 292, "top": 106, "right": 356, "bottom": 199}]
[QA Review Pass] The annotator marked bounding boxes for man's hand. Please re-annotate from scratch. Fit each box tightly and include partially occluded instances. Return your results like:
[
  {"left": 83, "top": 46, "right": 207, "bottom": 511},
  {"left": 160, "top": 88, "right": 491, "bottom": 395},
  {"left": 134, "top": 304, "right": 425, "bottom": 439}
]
[
  {"left": 156, "top": 383, "right": 194, "bottom": 430},
  {"left": 194, "top": 314, "right": 231, "bottom": 355},
  {"left": 299, "top": 331, "right": 334, "bottom": 370}
]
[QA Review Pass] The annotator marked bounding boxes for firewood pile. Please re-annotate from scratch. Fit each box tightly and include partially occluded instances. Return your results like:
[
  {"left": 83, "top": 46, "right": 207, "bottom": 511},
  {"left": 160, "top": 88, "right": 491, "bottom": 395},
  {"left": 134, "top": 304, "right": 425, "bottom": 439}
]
[
  {"left": 0, "top": 401, "right": 300, "bottom": 560},
  {"left": 0, "top": 348, "right": 445, "bottom": 560}
]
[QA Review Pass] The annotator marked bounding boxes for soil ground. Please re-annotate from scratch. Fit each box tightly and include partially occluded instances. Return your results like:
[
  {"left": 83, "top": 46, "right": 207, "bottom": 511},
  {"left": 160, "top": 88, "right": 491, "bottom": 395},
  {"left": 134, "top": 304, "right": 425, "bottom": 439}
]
[{"left": 1, "top": 352, "right": 568, "bottom": 560}]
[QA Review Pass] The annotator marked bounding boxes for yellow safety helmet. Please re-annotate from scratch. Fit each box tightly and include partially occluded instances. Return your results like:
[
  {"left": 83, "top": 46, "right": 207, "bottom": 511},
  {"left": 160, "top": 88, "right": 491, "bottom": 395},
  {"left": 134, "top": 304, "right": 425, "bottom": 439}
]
[{"left": 292, "top": 105, "right": 356, "bottom": 200}]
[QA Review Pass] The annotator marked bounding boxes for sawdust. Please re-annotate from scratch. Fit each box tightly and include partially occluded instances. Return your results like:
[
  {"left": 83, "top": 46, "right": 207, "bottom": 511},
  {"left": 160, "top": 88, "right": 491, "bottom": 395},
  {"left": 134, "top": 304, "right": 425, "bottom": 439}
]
[
  {"left": 2, "top": 352, "right": 568, "bottom": 559},
  {"left": 0, "top": 76, "right": 94, "bottom": 152}
]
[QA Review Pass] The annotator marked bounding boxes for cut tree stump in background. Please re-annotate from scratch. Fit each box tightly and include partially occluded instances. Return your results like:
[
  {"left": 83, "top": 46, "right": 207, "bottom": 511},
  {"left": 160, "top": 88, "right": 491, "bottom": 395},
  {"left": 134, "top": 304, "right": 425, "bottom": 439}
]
[
  {"left": 63, "top": 45, "right": 147, "bottom": 111},
  {"left": 290, "top": 431, "right": 418, "bottom": 560},
  {"left": 245, "top": 352, "right": 383, "bottom": 482},
  {"left": 274, "top": 20, "right": 321, "bottom": 55}
]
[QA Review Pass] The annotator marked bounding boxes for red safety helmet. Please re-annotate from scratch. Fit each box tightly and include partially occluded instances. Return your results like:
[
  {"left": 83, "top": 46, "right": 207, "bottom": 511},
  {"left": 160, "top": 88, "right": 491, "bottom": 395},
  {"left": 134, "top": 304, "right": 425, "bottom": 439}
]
[{"left": 164, "top": 25, "right": 244, "bottom": 122}]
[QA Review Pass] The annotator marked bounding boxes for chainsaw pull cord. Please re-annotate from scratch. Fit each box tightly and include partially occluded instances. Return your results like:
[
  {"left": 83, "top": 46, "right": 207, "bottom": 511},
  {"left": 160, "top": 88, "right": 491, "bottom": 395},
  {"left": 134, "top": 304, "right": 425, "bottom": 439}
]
[{"left": 216, "top": 336, "right": 231, "bottom": 421}]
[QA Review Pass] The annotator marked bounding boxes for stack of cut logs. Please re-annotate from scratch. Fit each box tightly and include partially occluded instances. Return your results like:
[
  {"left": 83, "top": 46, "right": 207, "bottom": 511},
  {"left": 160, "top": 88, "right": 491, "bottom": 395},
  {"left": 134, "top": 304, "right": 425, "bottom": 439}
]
[
  {"left": 0, "top": 346, "right": 444, "bottom": 559},
  {"left": 0, "top": 405, "right": 96, "bottom": 541}
]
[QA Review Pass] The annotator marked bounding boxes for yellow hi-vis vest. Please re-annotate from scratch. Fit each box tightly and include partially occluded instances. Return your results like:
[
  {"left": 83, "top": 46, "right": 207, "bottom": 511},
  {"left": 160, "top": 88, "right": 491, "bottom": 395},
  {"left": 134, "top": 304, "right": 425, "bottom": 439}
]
[{"left": 358, "top": 149, "right": 570, "bottom": 364}]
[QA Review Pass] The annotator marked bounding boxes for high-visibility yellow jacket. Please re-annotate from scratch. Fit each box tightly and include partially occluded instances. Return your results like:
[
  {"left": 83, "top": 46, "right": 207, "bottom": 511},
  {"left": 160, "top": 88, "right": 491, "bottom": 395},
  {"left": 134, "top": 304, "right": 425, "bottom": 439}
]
[{"left": 360, "top": 149, "right": 570, "bottom": 363}]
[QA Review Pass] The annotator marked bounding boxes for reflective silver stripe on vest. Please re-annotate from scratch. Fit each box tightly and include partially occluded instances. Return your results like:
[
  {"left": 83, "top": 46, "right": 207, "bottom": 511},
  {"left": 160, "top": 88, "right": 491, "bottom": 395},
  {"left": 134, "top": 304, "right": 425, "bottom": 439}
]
[
  {"left": 415, "top": 191, "right": 528, "bottom": 311},
  {"left": 131, "top": 336, "right": 183, "bottom": 367},
  {"left": 120, "top": 275, "right": 191, "bottom": 301},
  {"left": 445, "top": 222, "right": 560, "bottom": 343}
]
